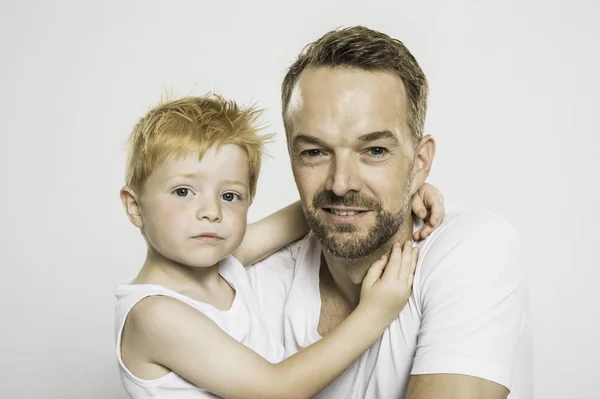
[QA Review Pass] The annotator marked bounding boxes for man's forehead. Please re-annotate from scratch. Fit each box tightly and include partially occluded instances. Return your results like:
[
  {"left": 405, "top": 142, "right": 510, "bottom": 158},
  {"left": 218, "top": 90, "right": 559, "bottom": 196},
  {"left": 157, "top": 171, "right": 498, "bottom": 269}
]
[{"left": 286, "top": 67, "right": 409, "bottom": 142}]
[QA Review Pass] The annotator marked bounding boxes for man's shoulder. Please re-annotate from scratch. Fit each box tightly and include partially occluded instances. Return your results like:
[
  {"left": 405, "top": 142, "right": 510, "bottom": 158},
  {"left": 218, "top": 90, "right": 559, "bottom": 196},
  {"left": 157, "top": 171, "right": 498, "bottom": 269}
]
[
  {"left": 246, "top": 233, "right": 315, "bottom": 287},
  {"left": 416, "top": 208, "right": 522, "bottom": 282},
  {"left": 425, "top": 208, "right": 519, "bottom": 248},
  {"left": 250, "top": 233, "right": 313, "bottom": 268}
]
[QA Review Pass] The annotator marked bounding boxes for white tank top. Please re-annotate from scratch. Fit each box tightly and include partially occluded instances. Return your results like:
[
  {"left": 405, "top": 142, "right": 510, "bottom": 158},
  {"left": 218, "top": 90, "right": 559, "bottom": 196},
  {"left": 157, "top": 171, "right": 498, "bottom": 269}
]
[{"left": 114, "top": 256, "right": 285, "bottom": 398}]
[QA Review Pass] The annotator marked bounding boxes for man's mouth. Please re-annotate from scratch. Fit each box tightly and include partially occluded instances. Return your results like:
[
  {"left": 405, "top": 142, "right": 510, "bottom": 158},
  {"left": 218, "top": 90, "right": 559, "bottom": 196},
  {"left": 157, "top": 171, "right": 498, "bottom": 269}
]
[{"left": 323, "top": 207, "right": 369, "bottom": 216}]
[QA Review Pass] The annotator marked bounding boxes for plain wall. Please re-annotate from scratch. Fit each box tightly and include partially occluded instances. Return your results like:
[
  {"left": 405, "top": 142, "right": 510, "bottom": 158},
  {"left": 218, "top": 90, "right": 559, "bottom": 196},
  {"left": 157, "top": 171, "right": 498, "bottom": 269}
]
[{"left": 1, "top": 0, "right": 598, "bottom": 397}]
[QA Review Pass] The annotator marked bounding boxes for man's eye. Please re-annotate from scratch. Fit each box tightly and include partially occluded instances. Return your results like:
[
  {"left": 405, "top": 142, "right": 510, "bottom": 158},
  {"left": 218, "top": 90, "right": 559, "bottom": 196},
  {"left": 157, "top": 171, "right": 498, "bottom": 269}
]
[
  {"left": 174, "top": 188, "right": 192, "bottom": 197},
  {"left": 221, "top": 192, "right": 240, "bottom": 202},
  {"left": 301, "top": 149, "right": 324, "bottom": 157},
  {"left": 367, "top": 147, "right": 387, "bottom": 157}
]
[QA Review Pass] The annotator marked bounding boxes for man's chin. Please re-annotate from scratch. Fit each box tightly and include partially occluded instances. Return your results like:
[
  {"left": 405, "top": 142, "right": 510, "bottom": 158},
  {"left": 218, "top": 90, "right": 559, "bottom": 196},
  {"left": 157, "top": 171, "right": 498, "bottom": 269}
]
[{"left": 318, "top": 230, "right": 376, "bottom": 259}]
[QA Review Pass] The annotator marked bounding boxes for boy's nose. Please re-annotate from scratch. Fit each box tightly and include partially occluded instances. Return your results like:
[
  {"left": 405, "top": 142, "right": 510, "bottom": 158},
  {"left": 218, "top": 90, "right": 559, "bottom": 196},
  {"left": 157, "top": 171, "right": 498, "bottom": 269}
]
[{"left": 196, "top": 199, "right": 222, "bottom": 222}]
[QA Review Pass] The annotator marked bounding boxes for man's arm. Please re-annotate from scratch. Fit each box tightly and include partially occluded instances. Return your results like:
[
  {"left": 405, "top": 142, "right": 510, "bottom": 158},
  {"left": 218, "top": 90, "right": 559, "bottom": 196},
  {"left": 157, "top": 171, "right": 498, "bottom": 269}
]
[
  {"left": 407, "top": 211, "right": 527, "bottom": 399},
  {"left": 405, "top": 374, "right": 508, "bottom": 399}
]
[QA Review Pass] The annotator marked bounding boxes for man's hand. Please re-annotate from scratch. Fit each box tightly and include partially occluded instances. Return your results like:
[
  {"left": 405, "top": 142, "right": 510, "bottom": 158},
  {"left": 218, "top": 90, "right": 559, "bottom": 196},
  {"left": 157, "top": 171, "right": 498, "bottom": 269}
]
[{"left": 411, "top": 183, "right": 445, "bottom": 240}]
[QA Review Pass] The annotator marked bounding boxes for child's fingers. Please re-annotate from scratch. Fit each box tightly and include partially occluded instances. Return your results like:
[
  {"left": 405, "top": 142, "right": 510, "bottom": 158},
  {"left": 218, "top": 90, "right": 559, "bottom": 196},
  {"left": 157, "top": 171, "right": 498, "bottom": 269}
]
[
  {"left": 411, "top": 191, "right": 428, "bottom": 220},
  {"left": 426, "top": 190, "right": 445, "bottom": 228},
  {"left": 406, "top": 248, "right": 419, "bottom": 287},
  {"left": 398, "top": 241, "right": 415, "bottom": 281},
  {"left": 416, "top": 224, "right": 433, "bottom": 240},
  {"left": 363, "top": 253, "right": 389, "bottom": 287},
  {"left": 381, "top": 243, "right": 402, "bottom": 280},
  {"left": 413, "top": 226, "right": 426, "bottom": 240},
  {"left": 415, "top": 216, "right": 440, "bottom": 240},
  {"left": 410, "top": 247, "right": 419, "bottom": 277}
]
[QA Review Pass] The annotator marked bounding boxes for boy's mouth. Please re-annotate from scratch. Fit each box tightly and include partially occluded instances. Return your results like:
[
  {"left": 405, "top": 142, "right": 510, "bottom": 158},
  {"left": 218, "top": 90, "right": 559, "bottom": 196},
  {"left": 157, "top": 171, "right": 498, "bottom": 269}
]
[{"left": 193, "top": 232, "right": 224, "bottom": 241}]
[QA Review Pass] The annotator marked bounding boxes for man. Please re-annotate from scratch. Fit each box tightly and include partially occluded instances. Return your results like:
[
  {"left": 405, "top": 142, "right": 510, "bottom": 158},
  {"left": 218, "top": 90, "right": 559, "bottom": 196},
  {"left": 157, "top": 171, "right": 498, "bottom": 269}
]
[{"left": 248, "top": 26, "right": 531, "bottom": 398}]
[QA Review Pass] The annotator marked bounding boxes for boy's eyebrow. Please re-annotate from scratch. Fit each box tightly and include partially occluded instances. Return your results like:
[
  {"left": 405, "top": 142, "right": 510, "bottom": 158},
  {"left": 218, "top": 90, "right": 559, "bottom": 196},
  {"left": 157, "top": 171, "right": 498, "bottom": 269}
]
[
  {"left": 222, "top": 179, "right": 248, "bottom": 188},
  {"left": 168, "top": 174, "right": 247, "bottom": 188},
  {"left": 167, "top": 172, "right": 202, "bottom": 181}
]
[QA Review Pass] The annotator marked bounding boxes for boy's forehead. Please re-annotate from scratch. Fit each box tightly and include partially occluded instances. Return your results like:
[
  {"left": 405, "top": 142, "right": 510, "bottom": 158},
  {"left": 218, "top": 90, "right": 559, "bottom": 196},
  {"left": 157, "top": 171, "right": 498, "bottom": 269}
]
[{"left": 155, "top": 146, "right": 250, "bottom": 184}]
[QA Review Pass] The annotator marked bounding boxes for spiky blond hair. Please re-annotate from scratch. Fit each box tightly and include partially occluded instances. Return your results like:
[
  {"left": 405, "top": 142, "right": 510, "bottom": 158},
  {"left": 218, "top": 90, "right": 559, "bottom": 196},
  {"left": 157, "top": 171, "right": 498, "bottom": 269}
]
[{"left": 125, "top": 94, "right": 270, "bottom": 197}]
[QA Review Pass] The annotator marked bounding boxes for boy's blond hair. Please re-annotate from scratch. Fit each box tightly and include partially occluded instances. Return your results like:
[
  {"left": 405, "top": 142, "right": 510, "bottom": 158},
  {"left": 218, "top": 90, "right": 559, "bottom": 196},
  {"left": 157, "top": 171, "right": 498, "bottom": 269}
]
[{"left": 125, "top": 94, "right": 270, "bottom": 198}]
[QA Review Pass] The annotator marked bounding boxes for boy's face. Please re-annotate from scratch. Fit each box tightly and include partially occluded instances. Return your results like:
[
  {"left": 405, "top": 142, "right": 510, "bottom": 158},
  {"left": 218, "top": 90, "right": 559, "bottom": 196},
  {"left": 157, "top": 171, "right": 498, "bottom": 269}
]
[{"left": 136, "top": 144, "right": 250, "bottom": 268}]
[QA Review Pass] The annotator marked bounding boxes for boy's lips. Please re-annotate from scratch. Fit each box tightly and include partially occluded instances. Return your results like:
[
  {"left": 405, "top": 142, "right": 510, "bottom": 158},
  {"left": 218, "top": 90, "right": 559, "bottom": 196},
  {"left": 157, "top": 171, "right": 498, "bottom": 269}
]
[{"left": 193, "top": 233, "right": 224, "bottom": 241}]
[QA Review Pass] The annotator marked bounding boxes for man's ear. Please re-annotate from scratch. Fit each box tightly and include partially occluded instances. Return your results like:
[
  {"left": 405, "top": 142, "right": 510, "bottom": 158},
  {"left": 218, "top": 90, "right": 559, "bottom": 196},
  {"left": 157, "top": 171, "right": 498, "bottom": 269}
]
[
  {"left": 410, "top": 134, "right": 436, "bottom": 195},
  {"left": 120, "top": 186, "right": 143, "bottom": 229}
]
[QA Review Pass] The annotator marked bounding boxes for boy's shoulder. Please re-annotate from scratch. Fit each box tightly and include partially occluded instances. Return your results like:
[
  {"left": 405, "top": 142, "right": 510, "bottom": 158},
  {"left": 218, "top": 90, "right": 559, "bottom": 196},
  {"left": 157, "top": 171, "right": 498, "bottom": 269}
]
[{"left": 127, "top": 294, "right": 208, "bottom": 337}]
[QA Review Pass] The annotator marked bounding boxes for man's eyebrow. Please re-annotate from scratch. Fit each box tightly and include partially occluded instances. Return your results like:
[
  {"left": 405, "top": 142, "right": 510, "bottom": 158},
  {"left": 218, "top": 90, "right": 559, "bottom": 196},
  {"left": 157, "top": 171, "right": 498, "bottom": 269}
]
[
  {"left": 358, "top": 130, "right": 400, "bottom": 144},
  {"left": 291, "top": 134, "right": 330, "bottom": 149}
]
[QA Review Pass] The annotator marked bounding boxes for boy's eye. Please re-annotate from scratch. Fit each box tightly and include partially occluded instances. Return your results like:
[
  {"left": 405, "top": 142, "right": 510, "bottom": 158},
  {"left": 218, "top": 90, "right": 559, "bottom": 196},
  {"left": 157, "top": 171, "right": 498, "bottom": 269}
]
[
  {"left": 174, "top": 188, "right": 192, "bottom": 197},
  {"left": 221, "top": 192, "right": 240, "bottom": 202}
]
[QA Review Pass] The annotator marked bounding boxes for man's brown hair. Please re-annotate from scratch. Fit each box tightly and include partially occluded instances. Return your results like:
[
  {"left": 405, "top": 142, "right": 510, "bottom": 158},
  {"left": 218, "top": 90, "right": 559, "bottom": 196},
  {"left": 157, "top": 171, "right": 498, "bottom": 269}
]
[{"left": 281, "top": 26, "right": 428, "bottom": 146}]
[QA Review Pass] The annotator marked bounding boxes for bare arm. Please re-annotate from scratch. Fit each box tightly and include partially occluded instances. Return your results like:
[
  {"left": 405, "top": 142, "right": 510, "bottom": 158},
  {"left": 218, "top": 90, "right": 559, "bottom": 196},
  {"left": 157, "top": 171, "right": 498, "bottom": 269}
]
[
  {"left": 405, "top": 374, "right": 509, "bottom": 399},
  {"left": 128, "top": 242, "right": 417, "bottom": 399},
  {"left": 233, "top": 201, "right": 308, "bottom": 266}
]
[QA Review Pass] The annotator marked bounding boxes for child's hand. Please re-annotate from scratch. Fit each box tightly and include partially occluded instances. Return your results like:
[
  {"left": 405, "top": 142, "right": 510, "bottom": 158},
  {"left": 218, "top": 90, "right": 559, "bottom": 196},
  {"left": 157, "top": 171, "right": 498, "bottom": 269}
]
[
  {"left": 411, "top": 183, "right": 445, "bottom": 240},
  {"left": 358, "top": 241, "right": 418, "bottom": 322}
]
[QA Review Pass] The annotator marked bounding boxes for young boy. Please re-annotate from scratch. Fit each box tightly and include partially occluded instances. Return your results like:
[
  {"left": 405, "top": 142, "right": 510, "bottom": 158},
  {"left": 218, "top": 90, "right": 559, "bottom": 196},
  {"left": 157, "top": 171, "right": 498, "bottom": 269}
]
[{"left": 116, "top": 94, "right": 443, "bottom": 398}]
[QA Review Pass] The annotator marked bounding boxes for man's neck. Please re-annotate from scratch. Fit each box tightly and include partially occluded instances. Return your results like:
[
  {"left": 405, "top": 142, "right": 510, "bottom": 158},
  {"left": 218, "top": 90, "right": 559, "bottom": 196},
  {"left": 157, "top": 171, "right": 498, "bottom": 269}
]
[{"left": 320, "top": 214, "right": 414, "bottom": 309}]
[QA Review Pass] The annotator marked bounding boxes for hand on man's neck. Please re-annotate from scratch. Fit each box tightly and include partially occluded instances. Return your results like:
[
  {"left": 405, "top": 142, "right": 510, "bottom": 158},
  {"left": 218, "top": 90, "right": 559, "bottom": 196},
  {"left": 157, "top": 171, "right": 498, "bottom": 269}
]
[{"left": 320, "top": 213, "right": 415, "bottom": 309}]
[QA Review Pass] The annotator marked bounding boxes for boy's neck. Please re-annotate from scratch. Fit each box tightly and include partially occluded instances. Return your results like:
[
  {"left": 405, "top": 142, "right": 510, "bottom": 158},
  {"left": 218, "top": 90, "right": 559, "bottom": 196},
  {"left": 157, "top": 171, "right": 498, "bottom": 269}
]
[{"left": 135, "top": 250, "right": 235, "bottom": 311}]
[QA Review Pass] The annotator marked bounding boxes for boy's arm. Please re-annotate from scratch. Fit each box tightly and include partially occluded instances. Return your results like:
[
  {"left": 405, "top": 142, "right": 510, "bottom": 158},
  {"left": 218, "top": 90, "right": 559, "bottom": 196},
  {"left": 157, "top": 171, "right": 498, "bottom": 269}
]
[
  {"left": 127, "top": 243, "right": 417, "bottom": 399},
  {"left": 233, "top": 200, "right": 308, "bottom": 266}
]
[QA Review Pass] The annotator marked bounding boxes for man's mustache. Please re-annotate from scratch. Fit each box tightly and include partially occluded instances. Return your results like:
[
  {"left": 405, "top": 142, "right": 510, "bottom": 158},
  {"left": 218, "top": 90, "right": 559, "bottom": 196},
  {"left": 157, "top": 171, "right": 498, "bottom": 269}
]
[{"left": 312, "top": 190, "right": 381, "bottom": 210}]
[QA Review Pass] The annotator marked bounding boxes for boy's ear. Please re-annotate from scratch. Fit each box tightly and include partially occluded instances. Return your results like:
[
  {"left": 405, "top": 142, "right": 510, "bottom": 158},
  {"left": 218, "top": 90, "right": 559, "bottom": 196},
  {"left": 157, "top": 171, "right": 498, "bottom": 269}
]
[
  {"left": 120, "top": 186, "right": 143, "bottom": 229},
  {"left": 410, "top": 134, "right": 436, "bottom": 196}
]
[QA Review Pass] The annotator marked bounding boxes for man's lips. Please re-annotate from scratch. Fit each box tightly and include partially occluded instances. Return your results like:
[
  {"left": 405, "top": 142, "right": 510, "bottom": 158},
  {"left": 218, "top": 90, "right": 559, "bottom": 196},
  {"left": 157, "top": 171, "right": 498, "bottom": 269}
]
[
  {"left": 322, "top": 206, "right": 370, "bottom": 216},
  {"left": 320, "top": 207, "right": 371, "bottom": 223}
]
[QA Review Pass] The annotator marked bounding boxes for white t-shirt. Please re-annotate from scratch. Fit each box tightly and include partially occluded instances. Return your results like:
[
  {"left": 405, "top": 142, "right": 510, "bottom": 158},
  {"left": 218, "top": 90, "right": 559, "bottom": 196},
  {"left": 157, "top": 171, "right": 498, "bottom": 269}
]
[
  {"left": 248, "top": 209, "right": 532, "bottom": 398},
  {"left": 114, "top": 256, "right": 284, "bottom": 399}
]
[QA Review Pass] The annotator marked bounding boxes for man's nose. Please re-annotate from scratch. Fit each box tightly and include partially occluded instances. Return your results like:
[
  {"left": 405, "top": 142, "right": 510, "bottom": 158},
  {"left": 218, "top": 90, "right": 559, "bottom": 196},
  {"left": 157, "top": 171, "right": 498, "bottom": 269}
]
[
  {"left": 196, "top": 196, "right": 222, "bottom": 223},
  {"left": 324, "top": 155, "right": 362, "bottom": 197}
]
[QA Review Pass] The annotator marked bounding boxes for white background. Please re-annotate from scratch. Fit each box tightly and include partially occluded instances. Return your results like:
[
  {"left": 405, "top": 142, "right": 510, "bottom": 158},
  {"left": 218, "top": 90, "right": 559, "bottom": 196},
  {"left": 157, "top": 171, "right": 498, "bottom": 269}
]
[{"left": 1, "top": 0, "right": 598, "bottom": 398}]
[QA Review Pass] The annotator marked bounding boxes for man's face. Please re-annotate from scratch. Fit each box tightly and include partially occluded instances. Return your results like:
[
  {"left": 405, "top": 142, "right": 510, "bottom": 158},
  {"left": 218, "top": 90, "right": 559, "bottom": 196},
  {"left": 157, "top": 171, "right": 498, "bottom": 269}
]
[{"left": 287, "top": 67, "right": 416, "bottom": 259}]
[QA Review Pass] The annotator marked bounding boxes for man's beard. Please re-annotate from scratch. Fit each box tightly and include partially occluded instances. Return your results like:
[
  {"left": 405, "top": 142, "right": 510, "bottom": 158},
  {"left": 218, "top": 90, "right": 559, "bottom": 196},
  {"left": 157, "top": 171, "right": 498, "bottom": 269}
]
[{"left": 304, "top": 183, "right": 412, "bottom": 260}]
